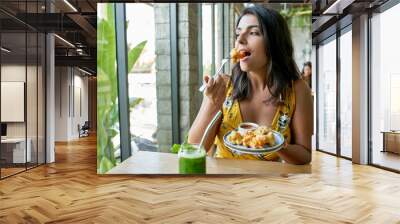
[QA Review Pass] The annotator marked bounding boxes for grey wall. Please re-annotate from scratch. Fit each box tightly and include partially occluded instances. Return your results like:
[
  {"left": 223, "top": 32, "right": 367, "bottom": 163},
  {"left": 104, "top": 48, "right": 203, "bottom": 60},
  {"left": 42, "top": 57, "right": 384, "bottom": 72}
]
[{"left": 154, "top": 3, "right": 201, "bottom": 152}]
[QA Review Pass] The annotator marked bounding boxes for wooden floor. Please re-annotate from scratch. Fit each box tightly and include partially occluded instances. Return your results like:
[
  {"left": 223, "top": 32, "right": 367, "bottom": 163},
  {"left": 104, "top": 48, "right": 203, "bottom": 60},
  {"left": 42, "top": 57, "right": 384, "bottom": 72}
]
[
  {"left": 373, "top": 150, "right": 400, "bottom": 171},
  {"left": 1, "top": 135, "right": 400, "bottom": 223},
  {"left": 1, "top": 163, "right": 45, "bottom": 178},
  {"left": 1, "top": 167, "right": 26, "bottom": 178}
]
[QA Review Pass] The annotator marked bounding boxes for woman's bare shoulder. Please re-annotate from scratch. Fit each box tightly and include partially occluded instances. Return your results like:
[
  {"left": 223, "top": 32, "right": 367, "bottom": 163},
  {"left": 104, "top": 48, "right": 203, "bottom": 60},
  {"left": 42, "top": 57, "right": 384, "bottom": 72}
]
[{"left": 293, "top": 79, "right": 311, "bottom": 97}]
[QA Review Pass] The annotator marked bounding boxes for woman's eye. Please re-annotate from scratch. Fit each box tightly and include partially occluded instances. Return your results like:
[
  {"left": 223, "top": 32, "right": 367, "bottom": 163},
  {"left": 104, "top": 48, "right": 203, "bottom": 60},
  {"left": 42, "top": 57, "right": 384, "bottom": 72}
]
[{"left": 250, "top": 31, "right": 259, "bottom": 35}]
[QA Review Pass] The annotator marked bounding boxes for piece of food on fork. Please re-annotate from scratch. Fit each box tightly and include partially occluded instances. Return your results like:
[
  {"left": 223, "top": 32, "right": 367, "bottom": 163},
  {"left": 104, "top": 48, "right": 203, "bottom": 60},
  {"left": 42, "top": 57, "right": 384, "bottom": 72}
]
[{"left": 230, "top": 48, "right": 248, "bottom": 64}]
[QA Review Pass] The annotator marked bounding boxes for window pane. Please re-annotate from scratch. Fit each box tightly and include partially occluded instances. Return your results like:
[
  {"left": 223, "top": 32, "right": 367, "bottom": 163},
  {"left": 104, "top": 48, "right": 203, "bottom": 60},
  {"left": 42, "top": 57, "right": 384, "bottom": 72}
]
[
  {"left": 371, "top": 3, "right": 400, "bottom": 171},
  {"left": 202, "top": 3, "right": 213, "bottom": 78},
  {"left": 126, "top": 3, "right": 158, "bottom": 152},
  {"left": 340, "top": 29, "right": 352, "bottom": 158},
  {"left": 97, "top": 3, "right": 121, "bottom": 173},
  {"left": 215, "top": 3, "right": 222, "bottom": 70},
  {"left": 1, "top": 31, "right": 27, "bottom": 177},
  {"left": 317, "top": 37, "right": 337, "bottom": 154}
]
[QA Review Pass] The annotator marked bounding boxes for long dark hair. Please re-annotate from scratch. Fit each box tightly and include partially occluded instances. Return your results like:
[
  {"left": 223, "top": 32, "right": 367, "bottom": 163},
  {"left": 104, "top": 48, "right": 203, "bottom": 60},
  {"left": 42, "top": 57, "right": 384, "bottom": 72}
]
[{"left": 231, "top": 5, "right": 300, "bottom": 103}]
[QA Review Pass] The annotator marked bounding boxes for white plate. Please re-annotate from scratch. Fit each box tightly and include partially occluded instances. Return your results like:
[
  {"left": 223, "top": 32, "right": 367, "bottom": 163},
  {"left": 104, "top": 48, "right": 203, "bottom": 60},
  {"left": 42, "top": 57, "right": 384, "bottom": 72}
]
[{"left": 223, "top": 129, "right": 285, "bottom": 155}]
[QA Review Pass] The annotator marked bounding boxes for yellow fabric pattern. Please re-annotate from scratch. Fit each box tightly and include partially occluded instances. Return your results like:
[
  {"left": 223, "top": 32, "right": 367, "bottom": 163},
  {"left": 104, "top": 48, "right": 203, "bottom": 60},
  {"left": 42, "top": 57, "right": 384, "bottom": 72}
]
[{"left": 214, "top": 79, "right": 296, "bottom": 161}]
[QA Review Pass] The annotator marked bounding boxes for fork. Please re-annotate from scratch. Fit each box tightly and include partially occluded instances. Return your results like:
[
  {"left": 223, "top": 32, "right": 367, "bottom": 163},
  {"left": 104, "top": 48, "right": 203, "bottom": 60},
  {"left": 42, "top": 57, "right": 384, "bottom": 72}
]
[{"left": 198, "top": 58, "right": 230, "bottom": 92}]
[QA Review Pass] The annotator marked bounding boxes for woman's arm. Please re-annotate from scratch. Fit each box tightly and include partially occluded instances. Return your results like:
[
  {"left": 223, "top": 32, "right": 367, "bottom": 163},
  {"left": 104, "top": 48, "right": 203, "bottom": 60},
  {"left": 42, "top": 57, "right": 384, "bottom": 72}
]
[
  {"left": 188, "top": 75, "right": 229, "bottom": 152},
  {"left": 277, "top": 79, "right": 313, "bottom": 165},
  {"left": 187, "top": 96, "right": 222, "bottom": 152}
]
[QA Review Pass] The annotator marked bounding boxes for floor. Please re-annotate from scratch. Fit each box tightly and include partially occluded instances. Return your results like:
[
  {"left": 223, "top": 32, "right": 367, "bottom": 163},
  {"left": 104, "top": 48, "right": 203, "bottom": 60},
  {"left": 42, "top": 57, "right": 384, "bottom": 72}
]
[
  {"left": 0, "top": 135, "right": 400, "bottom": 223},
  {"left": 1, "top": 162, "right": 43, "bottom": 178},
  {"left": 372, "top": 150, "right": 400, "bottom": 171},
  {"left": 0, "top": 167, "right": 25, "bottom": 177}
]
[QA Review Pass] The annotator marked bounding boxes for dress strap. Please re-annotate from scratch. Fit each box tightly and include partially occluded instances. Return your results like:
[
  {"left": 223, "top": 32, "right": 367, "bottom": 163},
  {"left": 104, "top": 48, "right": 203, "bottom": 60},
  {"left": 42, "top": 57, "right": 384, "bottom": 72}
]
[{"left": 272, "top": 82, "right": 295, "bottom": 133}]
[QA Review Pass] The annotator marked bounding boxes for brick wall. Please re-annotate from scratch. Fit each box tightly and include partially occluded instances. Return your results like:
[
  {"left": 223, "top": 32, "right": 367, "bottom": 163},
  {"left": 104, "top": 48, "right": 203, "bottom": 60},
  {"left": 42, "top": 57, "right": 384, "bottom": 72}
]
[{"left": 154, "top": 4, "right": 201, "bottom": 152}]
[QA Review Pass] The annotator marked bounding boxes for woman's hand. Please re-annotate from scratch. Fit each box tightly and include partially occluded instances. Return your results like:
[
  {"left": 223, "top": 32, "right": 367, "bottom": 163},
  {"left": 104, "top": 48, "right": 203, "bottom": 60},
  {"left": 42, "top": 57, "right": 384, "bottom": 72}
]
[
  {"left": 203, "top": 74, "right": 229, "bottom": 108},
  {"left": 276, "top": 80, "right": 312, "bottom": 165}
]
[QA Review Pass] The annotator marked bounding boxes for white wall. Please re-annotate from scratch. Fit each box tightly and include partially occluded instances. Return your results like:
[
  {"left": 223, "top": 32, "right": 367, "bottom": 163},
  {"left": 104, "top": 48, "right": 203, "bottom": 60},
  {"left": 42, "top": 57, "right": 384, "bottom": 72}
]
[
  {"left": 55, "top": 66, "right": 69, "bottom": 141},
  {"left": 54, "top": 66, "right": 89, "bottom": 141},
  {"left": 72, "top": 73, "right": 89, "bottom": 138}
]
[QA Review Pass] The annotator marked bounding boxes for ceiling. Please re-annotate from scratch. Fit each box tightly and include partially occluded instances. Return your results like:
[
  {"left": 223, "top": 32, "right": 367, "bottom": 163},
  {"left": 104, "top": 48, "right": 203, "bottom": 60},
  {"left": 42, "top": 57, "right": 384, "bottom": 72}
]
[
  {"left": 0, "top": 0, "right": 96, "bottom": 75},
  {"left": 311, "top": 0, "right": 390, "bottom": 44}
]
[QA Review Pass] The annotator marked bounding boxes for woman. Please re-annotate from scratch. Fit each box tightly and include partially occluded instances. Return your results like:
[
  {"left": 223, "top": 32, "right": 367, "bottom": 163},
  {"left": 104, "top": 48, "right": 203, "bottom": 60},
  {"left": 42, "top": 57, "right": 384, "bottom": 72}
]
[
  {"left": 301, "top": 61, "right": 312, "bottom": 88},
  {"left": 188, "top": 5, "right": 312, "bottom": 165}
]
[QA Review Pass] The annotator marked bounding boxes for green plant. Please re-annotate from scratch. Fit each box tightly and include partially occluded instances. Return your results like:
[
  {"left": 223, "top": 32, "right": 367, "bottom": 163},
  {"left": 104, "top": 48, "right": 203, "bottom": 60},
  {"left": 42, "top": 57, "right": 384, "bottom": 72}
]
[
  {"left": 280, "top": 5, "right": 312, "bottom": 29},
  {"left": 170, "top": 144, "right": 181, "bottom": 154},
  {"left": 170, "top": 133, "right": 189, "bottom": 154},
  {"left": 97, "top": 3, "right": 147, "bottom": 174}
]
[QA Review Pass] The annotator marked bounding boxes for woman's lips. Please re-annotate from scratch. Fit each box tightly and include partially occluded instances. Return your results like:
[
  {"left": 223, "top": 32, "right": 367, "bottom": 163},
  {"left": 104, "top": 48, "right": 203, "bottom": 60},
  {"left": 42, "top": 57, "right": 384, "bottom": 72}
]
[
  {"left": 240, "top": 57, "right": 249, "bottom": 62},
  {"left": 239, "top": 51, "right": 251, "bottom": 62},
  {"left": 240, "top": 54, "right": 250, "bottom": 62}
]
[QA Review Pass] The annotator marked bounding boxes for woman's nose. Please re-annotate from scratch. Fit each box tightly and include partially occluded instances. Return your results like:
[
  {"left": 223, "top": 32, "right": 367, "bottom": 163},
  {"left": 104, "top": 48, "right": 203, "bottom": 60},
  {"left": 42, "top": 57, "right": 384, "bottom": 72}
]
[{"left": 237, "top": 33, "right": 246, "bottom": 45}]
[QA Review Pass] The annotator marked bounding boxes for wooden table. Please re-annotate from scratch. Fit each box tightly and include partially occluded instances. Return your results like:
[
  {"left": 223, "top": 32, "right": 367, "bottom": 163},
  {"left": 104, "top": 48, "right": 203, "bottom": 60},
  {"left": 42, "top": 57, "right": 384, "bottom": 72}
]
[
  {"left": 381, "top": 131, "right": 400, "bottom": 154},
  {"left": 107, "top": 151, "right": 311, "bottom": 175}
]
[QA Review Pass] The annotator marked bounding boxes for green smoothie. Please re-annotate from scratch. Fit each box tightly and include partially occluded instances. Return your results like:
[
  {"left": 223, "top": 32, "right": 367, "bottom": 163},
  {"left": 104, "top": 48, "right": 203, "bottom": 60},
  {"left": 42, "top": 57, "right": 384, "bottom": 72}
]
[{"left": 178, "top": 144, "right": 206, "bottom": 174}]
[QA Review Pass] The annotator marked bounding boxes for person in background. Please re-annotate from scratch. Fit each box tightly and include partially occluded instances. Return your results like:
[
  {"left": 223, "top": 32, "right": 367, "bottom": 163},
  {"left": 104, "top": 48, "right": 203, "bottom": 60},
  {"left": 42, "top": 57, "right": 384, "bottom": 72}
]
[{"left": 301, "top": 61, "right": 312, "bottom": 88}]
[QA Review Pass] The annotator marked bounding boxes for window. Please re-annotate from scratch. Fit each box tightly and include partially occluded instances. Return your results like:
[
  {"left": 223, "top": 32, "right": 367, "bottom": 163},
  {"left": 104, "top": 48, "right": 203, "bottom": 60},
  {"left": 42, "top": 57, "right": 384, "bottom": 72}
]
[
  {"left": 317, "top": 36, "right": 337, "bottom": 154},
  {"left": 125, "top": 4, "right": 158, "bottom": 153},
  {"left": 339, "top": 28, "right": 352, "bottom": 158},
  {"left": 371, "top": 2, "right": 400, "bottom": 171},
  {"left": 202, "top": 3, "right": 214, "bottom": 78},
  {"left": 97, "top": 3, "right": 122, "bottom": 173}
]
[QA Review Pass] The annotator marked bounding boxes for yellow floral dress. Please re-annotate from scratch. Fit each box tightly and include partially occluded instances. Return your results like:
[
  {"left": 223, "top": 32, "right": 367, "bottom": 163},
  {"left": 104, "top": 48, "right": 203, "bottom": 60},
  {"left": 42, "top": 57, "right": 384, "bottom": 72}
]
[{"left": 213, "top": 80, "right": 296, "bottom": 161}]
